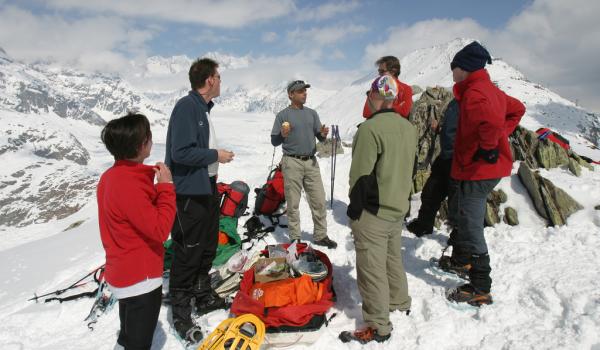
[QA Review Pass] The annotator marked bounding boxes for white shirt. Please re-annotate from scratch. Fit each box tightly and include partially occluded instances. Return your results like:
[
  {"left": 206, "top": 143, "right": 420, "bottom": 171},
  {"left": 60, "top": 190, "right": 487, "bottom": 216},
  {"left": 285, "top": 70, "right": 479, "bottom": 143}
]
[{"left": 207, "top": 112, "right": 219, "bottom": 177}]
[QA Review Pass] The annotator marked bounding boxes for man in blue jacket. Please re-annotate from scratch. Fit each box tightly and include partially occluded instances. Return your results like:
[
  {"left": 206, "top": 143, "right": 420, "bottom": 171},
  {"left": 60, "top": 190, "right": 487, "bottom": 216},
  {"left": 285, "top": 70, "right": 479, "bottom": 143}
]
[{"left": 165, "top": 58, "right": 234, "bottom": 344}]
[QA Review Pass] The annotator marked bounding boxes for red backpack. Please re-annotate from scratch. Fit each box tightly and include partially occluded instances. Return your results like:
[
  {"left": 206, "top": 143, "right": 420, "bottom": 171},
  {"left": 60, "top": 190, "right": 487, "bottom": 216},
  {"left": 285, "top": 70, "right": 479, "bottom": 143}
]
[
  {"left": 217, "top": 180, "right": 250, "bottom": 218},
  {"left": 536, "top": 128, "right": 570, "bottom": 150},
  {"left": 253, "top": 166, "right": 286, "bottom": 225}
]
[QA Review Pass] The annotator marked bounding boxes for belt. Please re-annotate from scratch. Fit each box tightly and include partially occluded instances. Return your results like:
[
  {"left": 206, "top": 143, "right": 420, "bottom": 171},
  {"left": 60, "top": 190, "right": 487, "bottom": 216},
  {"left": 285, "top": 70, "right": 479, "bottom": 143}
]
[{"left": 286, "top": 154, "right": 315, "bottom": 161}]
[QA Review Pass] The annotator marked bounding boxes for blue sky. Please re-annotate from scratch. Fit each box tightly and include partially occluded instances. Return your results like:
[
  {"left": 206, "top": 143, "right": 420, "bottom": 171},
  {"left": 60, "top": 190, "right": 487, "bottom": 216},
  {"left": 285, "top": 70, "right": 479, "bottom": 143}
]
[
  {"left": 1, "top": 0, "right": 599, "bottom": 111},
  {"left": 143, "top": 0, "right": 531, "bottom": 70}
]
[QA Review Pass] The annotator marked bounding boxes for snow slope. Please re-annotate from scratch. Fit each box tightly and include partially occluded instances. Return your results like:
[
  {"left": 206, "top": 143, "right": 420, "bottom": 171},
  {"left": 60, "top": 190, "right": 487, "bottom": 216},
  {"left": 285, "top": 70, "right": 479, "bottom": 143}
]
[{"left": 1, "top": 107, "right": 599, "bottom": 349}]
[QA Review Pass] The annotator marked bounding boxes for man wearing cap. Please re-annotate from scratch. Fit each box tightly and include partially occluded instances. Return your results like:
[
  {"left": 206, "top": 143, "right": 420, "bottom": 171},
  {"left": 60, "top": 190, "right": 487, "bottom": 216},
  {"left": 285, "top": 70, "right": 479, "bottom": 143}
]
[
  {"left": 340, "top": 75, "right": 417, "bottom": 344},
  {"left": 440, "top": 41, "right": 525, "bottom": 306},
  {"left": 362, "top": 56, "right": 413, "bottom": 119},
  {"left": 270, "top": 80, "right": 338, "bottom": 249}
]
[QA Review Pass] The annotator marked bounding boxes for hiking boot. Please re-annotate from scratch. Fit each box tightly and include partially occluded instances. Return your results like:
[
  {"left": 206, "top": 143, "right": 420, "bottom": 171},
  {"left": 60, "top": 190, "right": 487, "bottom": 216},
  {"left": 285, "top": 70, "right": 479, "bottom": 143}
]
[
  {"left": 438, "top": 255, "right": 471, "bottom": 280},
  {"left": 195, "top": 290, "right": 230, "bottom": 316},
  {"left": 339, "top": 327, "right": 390, "bottom": 344},
  {"left": 446, "top": 284, "right": 493, "bottom": 306},
  {"left": 406, "top": 219, "right": 433, "bottom": 237},
  {"left": 173, "top": 319, "right": 203, "bottom": 344},
  {"left": 314, "top": 236, "right": 338, "bottom": 249}
]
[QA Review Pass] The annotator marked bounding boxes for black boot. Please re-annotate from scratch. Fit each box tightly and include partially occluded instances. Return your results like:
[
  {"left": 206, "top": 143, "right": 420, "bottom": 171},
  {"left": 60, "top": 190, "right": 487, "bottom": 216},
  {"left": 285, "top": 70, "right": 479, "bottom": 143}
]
[
  {"left": 170, "top": 289, "right": 202, "bottom": 343},
  {"left": 194, "top": 275, "right": 229, "bottom": 316},
  {"left": 468, "top": 253, "right": 492, "bottom": 294}
]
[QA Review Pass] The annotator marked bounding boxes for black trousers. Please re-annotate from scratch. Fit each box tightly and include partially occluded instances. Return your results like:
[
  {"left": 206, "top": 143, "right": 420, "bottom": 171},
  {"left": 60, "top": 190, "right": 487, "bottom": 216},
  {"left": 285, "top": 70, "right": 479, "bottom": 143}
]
[
  {"left": 416, "top": 156, "right": 453, "bottom": 229},
  {"left": 169, "top": 181, "right": 219, "bottom": 324},
  {"left": 117, "top": 286, "right": 162, "bottom": 350}
]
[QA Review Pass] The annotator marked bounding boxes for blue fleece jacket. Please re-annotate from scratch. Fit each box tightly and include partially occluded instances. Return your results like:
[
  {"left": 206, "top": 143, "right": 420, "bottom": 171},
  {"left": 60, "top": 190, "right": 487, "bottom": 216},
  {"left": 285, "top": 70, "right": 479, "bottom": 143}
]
[{"left": 165, "top": 90, "right": 218, "bottom": 195}]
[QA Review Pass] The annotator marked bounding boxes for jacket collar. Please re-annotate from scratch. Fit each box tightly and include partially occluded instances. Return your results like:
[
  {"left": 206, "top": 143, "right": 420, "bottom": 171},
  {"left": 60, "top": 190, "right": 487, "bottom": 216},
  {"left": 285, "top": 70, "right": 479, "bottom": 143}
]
[
  {"left": 189, "top": 90, "right": 215, "bottom": 112},
  {"left": 114, "top": 160, "right": 156, "bottom": 178},
  {"left": 369, "top": 108, "right": 396, "bottom": 119},
  {"left": 453, "top": 69, "right": 490, "bottom": 101}
]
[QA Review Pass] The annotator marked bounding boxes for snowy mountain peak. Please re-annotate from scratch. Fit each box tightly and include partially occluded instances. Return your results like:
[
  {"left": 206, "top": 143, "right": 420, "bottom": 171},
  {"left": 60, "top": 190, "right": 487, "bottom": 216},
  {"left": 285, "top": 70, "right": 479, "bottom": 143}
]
[{"left": 203, "top": 51, "right": 251, "bottom": 70}]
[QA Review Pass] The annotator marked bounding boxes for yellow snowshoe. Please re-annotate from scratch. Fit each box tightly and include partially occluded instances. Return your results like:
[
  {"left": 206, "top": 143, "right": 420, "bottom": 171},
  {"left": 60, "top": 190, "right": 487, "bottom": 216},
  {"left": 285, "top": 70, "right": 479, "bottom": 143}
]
[{"left": 198, "top": 314, "right": 265, "bottom": 350}]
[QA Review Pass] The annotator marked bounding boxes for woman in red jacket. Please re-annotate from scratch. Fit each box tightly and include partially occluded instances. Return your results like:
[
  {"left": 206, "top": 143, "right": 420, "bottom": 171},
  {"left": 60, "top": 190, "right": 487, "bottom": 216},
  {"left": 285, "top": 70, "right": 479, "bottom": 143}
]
[{"left": 97, "top": 113, "right": 176, "bottom": 350}]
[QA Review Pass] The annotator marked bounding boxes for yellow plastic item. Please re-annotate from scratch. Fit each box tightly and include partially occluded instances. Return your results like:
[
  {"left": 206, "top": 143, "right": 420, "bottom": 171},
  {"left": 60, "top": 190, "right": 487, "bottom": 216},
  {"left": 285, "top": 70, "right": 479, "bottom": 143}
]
[{"left": 198, "top": 314, "right": 265, "bottom": 350}]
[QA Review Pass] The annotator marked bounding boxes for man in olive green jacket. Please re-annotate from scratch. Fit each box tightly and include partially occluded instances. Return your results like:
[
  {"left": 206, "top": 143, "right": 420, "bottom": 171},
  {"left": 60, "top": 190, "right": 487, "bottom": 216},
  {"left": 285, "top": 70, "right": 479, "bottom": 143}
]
[{"left": 340, "top": 75, "right": 417, "bottom": 345}]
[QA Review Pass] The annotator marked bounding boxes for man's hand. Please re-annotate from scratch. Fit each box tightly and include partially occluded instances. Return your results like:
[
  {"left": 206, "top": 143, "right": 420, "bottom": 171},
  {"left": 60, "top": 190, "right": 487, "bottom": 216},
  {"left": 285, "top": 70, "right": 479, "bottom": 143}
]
[
  {"left": 473, "top": 147, "right": 499, "bottom": 164},
  {"left": 430, "top": 118, "right": 439, "bottom": 132},
  {"left": 281, "top": 122, "right": 291, "bottom": 138},
  {"left": 154, "top": 162, "right": 173, "bottom": 183},
  {"left": 320, "top": 124, "right": 329, "bottom": 138},
  {"left": 217, "top": 149, "right": 235, "bottom": 163}
]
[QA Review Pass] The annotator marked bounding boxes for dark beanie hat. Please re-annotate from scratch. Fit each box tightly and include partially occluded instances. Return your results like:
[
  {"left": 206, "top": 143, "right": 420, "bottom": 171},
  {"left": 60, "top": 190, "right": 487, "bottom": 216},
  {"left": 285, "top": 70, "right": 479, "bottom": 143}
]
[{"left": 451, "top": 41, "right": 492, "bottom": 72}]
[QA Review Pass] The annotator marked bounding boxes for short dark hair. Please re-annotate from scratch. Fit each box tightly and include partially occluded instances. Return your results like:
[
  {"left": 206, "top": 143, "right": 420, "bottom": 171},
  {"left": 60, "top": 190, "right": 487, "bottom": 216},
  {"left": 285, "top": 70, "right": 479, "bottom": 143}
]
[
  {"left": 101, "top": 112, "right": 151, "bottom": 160},
  {"left": 189, "top": 58, "right": 219, "bottom": 90},
  {"left": 376, "top": 56, "right": 401, "bottom": 77}
]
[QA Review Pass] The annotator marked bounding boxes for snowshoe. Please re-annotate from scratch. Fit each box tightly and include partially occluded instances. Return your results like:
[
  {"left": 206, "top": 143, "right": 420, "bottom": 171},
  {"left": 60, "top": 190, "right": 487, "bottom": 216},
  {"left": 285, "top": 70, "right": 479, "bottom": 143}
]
[
  {"left": 199, "top": 314, "right": 265, "bottom": 350},
  {"left": 446, "top": 284, "right": 493, "bottom": 308},
  {"left": 429, "top": 255, "right": 471, "bottom": 281},
  {"left": 339, "top": 327, "right": 390, "bottom": 344}
]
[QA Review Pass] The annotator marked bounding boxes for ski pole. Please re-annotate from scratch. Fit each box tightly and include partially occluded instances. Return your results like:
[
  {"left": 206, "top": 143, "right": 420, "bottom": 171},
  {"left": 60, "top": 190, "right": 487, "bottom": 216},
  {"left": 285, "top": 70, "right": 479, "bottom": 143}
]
[{"left": 330, "top": 124, "right": 335, "bottom": 209}]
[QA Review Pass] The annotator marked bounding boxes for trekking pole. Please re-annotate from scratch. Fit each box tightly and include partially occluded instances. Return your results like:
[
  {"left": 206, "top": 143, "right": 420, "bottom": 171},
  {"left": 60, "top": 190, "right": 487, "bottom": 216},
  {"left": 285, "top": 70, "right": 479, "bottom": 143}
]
[
  {"left": 270, "top": 146, "right": 276, "bottom": 171},
  {"left": 330, "top": 125, "right": 340, "bottom": 209},
  {"left": 28, "top": 265, "right": 104, "bottom": 302}
]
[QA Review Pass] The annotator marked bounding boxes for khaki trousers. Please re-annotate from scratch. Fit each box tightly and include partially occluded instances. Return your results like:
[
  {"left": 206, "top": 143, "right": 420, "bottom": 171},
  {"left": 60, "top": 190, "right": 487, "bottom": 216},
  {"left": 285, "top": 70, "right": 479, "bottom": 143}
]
[
  {"left": 281, "top": 155, "right": 327, "bottom": 241},
  {"left": 350, "top": 210, "right": 411, "bottom": 336}
]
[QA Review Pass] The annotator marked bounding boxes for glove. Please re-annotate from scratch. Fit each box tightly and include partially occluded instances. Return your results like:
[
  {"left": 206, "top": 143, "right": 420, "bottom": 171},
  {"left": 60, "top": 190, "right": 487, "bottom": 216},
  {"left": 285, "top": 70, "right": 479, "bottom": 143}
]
[{"left": 473, "top": 147, "right": 499, "bottom": 164}]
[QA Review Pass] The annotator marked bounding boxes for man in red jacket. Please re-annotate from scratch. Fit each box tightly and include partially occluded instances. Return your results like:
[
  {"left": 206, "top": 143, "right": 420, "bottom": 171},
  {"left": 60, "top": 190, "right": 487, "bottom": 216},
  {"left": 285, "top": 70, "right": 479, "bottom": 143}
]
[
  {"left": 98, "top": 112, "right": 176, "bottom": 350},
  {"left": 362, "top": 56, "right": 413, "bottom": 119},
  {"left": 438, "top": 41, "right": 525, "bottom": 306}
]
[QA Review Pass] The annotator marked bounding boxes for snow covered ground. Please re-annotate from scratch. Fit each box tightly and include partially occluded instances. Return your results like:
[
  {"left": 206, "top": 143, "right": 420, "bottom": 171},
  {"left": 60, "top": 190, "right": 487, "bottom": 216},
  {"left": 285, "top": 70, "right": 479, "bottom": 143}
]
[{"left": 1, "top": 105, "right": 599, "bottom": 350}]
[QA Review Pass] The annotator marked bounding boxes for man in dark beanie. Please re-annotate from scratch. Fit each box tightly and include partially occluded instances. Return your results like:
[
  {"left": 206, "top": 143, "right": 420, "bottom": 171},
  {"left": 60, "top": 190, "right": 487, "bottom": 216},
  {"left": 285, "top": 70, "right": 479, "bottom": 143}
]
[
  {"left": 437, "top": 41, "right": 525, "bottom": 307},
  {"left": 450, "top": 41, "right": 492, "bottom": 72}
]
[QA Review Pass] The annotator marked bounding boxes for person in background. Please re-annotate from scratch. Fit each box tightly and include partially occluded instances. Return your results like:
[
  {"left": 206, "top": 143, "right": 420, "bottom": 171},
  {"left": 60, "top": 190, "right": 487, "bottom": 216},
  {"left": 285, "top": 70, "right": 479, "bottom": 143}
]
[
  {"left": 270, "top": 80, "right": 338, "bottom": 249},
  {"left": 407, "top": 99, "right": 459, "bottom": 239},
  {"left": 362, "top": 55, "right": 413, "bottom": 119}
]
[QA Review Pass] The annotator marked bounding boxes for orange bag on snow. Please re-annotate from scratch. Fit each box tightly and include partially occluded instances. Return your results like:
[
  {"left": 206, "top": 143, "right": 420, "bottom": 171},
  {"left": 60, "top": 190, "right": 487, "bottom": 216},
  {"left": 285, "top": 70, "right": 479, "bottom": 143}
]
[{"left": 249, "top": 274, "right": 324, "bottom": 308}]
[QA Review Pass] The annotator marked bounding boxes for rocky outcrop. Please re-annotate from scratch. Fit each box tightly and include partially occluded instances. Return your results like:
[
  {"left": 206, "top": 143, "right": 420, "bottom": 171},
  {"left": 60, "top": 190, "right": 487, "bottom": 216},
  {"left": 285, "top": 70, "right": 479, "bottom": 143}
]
[
  {"left": 484, "top": 190, "right": 508, "bottom": 226},
  {"left": 517, "top": 162, "right": 583, "bottom": 226},
  {"left": 409, "top": 86, "right": 454, "bottom": 193},
  {"left": 504, "top": 207, "right": 519, "bottom": 226},
  {"left": 510, "top": 126, "right": 594, "bottom": 176},
  {"left": 316, "top": 138, "right": 344, "bottom": 158}
]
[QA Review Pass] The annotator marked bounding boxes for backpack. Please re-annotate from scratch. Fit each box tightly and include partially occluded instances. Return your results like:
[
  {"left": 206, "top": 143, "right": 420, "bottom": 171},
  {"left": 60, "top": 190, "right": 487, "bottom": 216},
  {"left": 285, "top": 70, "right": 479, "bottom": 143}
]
[
  {"left": 218, "top": 181, "right": 250, "bottom": 218},
  {"left": 253, "top": 166, "right": 286, "bottom": 225},
  {"left": 230, "top": 244, "right": 335, "bottom": 333},
  {"left": 536, "top": 128, "right": 570, "bottom": 150}
]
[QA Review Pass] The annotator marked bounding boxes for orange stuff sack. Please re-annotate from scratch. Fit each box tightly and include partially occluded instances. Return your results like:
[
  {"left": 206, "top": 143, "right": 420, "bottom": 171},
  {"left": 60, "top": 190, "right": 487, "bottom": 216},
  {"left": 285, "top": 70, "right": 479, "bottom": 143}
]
[{"left": 249, "top": 275, "right": 324, "bottom": 308}]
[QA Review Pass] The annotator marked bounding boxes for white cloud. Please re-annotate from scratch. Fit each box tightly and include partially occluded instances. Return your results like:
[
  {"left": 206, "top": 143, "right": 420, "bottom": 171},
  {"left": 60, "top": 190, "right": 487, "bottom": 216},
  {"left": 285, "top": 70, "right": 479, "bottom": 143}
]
[
  {"left": 0, "top": 6, "right": 154, "bottom": 72},
  {"left": 287, "top": 24, "right": 368, "bottom": 48},
  {"left": 261, "top": 31, "right": 279, "bottom": 43},
  {"left": 296, "top": 1, "right": 360, "bottom": 22},
  {"left": 39, "top": 0, "right": 295, "bottom": 28},
  {"left": 363, "top": 0, "right": 600, "bottom": 111}
]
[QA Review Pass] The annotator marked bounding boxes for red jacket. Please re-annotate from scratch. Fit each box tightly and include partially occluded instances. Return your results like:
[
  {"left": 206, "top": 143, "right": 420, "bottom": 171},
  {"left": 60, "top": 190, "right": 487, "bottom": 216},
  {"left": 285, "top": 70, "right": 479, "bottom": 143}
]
[
  {"left": 363, "top": 77, "right": 413, "bottom": 119},
  {"left": 97, "top": 160, "right": 176, "bottom": 288},
  {"left": 451, "top": 69, "right": 525, "bottom": 180}
]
